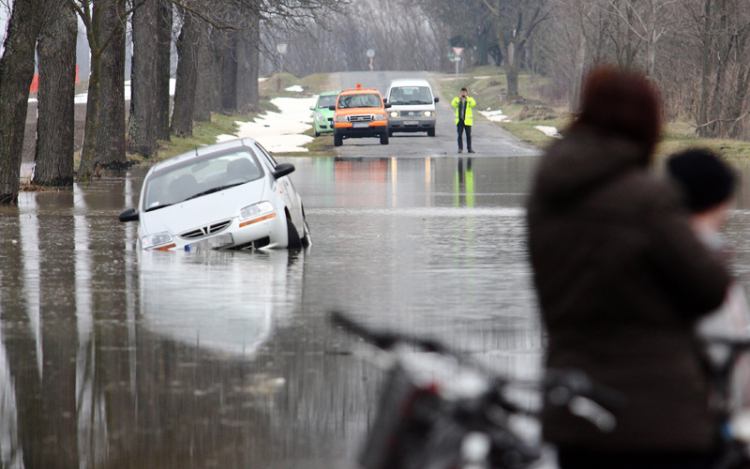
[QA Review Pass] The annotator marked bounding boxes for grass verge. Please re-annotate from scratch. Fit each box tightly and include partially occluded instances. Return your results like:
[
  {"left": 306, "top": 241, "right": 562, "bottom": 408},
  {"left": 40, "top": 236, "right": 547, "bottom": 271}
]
[{"left": 441, "top": 66, "right": 750, "bottom": 161}]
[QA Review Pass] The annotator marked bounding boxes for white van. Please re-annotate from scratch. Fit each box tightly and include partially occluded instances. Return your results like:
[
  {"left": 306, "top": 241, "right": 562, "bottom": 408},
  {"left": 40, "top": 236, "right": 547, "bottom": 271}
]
[{"left": 385, "top": 78, "right": 439, "bottom": 137}]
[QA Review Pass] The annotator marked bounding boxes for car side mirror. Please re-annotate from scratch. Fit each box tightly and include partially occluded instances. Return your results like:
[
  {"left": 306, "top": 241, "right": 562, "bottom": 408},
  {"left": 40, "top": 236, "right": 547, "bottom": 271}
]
[
  {"left": 119, "top": 207, "right": 139, "bottom": 223},
  {"left": 328, "top": 105, "right": 336, "bottom": 111},
  {"left": 272, "top": 163, "right": 295, "bottom": 179},
  {"left": 384, "top": 103, "right": 392, "bottom": 108},
  {"left": 434, "top": 97, "right": 440, "bottom": 103},
  {"left": 310, "top": 105, "right": 315, "bottom": 110}
]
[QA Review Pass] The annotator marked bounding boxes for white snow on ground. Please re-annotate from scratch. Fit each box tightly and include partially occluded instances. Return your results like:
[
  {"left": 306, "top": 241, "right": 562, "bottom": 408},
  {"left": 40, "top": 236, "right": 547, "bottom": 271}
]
[
  {"left": 535, "top": 125, "right": 562, "bottom": 138},
  {"left": 479, "top": 109, "right": 511, "bottom": 122},
  {"left": 284, "top": 85, "right": 304, "bottom": 93},
  {"left": 216, "top": 96, "right": 316, "bottom": 153}
]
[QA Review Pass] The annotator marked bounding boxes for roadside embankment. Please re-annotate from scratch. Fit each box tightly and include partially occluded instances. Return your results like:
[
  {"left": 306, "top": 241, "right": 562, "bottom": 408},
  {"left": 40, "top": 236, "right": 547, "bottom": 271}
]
[{"left": 439, "top": 66, "right": 750, "bottom": 162}]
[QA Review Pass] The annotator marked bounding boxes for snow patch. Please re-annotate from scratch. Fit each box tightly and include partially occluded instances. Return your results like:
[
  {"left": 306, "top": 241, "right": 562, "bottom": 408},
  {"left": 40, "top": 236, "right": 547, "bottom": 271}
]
[
  {"left": 479, "top": 109, "right": 511, "bottom": 123},
  {"left": 285, "top": 85, "right": 304, "bottom": 93},
  {"left": 216, "top": 96, "right": 316, "bottom": 153},
  {"left": 535, "top": 126, "right": 562, "bottom": 139}
]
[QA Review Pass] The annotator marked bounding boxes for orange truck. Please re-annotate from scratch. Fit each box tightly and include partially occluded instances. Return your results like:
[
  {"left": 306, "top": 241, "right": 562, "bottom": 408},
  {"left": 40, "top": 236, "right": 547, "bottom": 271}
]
[{"left": 329, "top": 84, "right": 391, "bottom": 146}]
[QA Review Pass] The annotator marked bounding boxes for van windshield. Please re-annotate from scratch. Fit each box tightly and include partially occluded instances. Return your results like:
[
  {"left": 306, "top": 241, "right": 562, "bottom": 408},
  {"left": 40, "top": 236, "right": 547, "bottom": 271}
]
[
  {"left": 337, "top": 93, "right": 382, "bottom": 109},
  {"left": 389, "top": 86, "right": 433, "bottom": 105}
]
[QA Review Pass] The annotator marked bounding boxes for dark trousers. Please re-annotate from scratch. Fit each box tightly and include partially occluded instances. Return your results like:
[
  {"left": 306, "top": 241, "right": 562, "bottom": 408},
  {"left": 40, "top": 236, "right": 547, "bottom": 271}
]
[{"left": 457, "top": 120, "right": 472, "bottom": 150}]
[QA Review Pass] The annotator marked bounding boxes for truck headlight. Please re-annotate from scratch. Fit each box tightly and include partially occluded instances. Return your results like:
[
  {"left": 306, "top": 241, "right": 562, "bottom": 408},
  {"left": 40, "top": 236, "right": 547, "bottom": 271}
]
[
  {"left": 374, "top": 114, "right": 387, "bottom": 121},
  {"left": 334, "top": 115, "right": 348, "bottom": 123},
  {"left": 142, "top": 232, "right": 173, "bottom": 249},
  {"left": 239, "top": 201, "right": 276, "bottom": 227},
  {"left": 424, "top": 111, "right": 433, "bottom": 117}
]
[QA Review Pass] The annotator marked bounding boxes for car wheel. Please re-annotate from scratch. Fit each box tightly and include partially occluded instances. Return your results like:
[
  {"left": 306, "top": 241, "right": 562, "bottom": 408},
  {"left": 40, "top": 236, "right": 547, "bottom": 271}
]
[
  {"left": 388, "top": 130, "right": 393, "bottom": 137},
  {"left": 380, "top": 132, "right": 389, "bottom": 145},
  {"left": 314, "top": 130, "right": 320, "bottom": 137},
  {"left": 286, "top": 212, "right": 302, "bottom": 249},
  {"left": 334, "top": 133, "right": 343, "bottom": 147},
  {"left": 428, "top": 128, "right": 435, "bottom": 137}
]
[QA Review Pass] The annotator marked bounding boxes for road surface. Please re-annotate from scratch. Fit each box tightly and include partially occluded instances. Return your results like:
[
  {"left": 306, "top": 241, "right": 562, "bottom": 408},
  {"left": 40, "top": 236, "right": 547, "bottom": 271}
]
[{"left": 333, "top": 71, "right": 540, "bottom": 159}]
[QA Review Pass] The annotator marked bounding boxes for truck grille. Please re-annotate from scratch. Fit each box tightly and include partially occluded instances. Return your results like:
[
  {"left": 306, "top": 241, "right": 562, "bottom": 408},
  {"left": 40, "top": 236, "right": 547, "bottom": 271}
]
[
  {"left": 180, "top": 220, "right": 232, "bottom": 239},
  {"left": 349, "top": 115, "right": 374, "bottom": 122}
]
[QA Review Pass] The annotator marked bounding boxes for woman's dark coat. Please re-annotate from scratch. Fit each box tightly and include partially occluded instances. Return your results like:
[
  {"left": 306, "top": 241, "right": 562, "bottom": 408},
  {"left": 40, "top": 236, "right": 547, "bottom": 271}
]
[{"left": 527, "top": 125, "right": 731, "bottom": 451}]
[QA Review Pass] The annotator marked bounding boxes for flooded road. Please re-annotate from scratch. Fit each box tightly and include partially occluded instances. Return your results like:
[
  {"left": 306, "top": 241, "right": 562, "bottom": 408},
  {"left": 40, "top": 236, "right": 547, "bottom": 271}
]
[{"left": 4, "top": 154, "right": 750, "bottom": 468}]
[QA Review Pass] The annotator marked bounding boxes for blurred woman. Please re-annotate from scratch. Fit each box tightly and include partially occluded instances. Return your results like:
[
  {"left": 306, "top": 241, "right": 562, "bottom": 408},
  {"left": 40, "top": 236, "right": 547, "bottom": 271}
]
[{"left": 526, "top": 67, "right": 731, "bottom": 469}]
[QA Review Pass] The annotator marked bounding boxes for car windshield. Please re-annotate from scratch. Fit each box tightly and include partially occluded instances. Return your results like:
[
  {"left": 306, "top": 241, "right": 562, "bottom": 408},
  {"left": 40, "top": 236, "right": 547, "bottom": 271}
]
[
  {"left": 143, "top": 149, "right": 263, "bottom": 211},
  {"left": 317, "top": 95, "right": 338, "bottom": 108},
  {"left": 337, "top": 93, "right": 382, "bottom": 109},
  {"left": 389, "top": 86, "right": 433, "bottom": 105}
]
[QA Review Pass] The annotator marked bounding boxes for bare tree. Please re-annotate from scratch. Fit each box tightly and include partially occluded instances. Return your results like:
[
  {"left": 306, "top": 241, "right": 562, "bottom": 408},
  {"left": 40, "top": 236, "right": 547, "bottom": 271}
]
[
  {"left": 33, "top": 0, "right": 78, "bottom": 186},
  {"left": 128, "top": 0, "right": 160, "bottom": 157},
  {"left": 0, "top": 0, "right": 43, "bottom": 203},
  {"left": 71, "top": 0, "right": 129, "bottom": 181}
]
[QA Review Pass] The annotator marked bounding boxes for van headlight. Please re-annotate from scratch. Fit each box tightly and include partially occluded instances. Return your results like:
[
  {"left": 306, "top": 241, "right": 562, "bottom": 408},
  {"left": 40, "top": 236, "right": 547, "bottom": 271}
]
[
  {"left": 142, "top": 232, "right": 173, "bottom": 249},
  {"left": 239, "top": 201, "right": 276, "bottom": 227},
  {"left": 424, "top": 111, "right": 433, "bottom": 117},
  {"left": 334, "top": 115, "right": 348, "bottom": 123},
  {"left": 390, "top": 111, "right": 399, "bottom": 118}
]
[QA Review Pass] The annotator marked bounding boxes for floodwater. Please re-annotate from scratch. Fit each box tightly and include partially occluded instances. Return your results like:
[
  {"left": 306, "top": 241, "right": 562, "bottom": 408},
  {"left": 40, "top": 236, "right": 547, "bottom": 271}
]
[{"left": 3, "top": 155, "right": 750, "bottom": 468}]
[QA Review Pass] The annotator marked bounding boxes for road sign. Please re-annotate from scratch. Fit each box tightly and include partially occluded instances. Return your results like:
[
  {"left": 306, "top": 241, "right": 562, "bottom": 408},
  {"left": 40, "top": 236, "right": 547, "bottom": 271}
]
[
  {"left": 366, "top": 49, "right": 375, "bottom": 58},
  {"left": 277, "top": 43, "right": 288, "bottom": 55},
  {"left": 452, "top": 47, "right": 464, "bottom": 57},
  {"left": 448, "top": 52, "right": 455, "bottom": 60}
]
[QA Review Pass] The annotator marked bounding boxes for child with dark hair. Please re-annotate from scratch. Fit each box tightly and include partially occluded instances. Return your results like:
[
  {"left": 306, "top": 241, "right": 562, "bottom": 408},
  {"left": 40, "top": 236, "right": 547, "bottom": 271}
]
[{"left": 667, "top": 148, "right": 750, "bottom": 411}]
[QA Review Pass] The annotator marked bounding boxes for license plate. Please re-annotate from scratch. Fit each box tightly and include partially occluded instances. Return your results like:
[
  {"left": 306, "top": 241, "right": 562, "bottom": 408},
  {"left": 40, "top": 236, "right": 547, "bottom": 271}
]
[
  {"left": 404, "top": 121, "right": 419, "bottom": 125},
  {"left": 353, "top": 122, "right": 370, "bottom": 128},
  {"left": 186, "top": 233, "right": 234, "bottom": 252}
]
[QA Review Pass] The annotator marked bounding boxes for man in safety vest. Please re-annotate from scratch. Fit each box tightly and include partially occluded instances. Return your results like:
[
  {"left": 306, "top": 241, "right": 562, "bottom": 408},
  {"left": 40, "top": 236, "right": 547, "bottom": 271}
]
[{"left": 451, "top": 87, "right": 476, "bottom": 153}]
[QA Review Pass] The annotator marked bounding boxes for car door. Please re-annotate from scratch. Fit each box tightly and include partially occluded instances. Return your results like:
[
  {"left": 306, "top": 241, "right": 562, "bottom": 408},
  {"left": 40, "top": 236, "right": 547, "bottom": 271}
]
[{"left": 254, "top": 142, "right": 304, "bottom": 229}]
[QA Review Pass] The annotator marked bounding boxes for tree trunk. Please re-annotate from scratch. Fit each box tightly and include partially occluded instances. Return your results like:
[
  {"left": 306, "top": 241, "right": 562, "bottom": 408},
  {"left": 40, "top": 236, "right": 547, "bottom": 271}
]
[
  {"left": 570, "top": 29, "right": 587, "bottom": 113},
  {"left": 0, "top": 0, "right": 43, "bottom": 203},
  {"left": 78, "top": 0, "right": 127, "bottom": 181},
  {"left": 706, "top": 0, "right": 729, "bottom": 137},
  {"left": 128, "top": 0, "right": 160, "bottom": 157},
  {"left": 221, "top": 31, "right": 239, "bottom": 113},
  {"left": 193, "top": 26, "right": 212, "bottom": 122},
  {"left": 95, "top": 0, "right": 127, "bottom": 169},
  {"left": 170, "top": 10, "right": 199, "bottom": 137},
  {"left": 504, "top": 41, "right": 520, "bottom": 100},
  {"left": 236, "top": 20, "right": 259, "bottom": 113},
  {"left": 155, "top": 0, "right": 172, "bottom": 141},
  {"left": 34, "top": 0, "right": 77, "bottom": 186},
  {"left": 697, "top": 0, "right": 713, "bottom": 137}
]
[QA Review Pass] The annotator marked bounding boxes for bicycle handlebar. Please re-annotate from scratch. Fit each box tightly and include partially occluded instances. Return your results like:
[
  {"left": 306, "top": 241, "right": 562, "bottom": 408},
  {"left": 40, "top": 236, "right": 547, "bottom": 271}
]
[{"left": 330, "top": 311, "right": 624, "bottom": 415}]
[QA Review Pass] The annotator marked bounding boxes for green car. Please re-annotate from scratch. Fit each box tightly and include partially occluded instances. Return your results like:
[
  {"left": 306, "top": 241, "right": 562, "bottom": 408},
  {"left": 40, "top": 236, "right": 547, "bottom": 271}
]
[{"left": 310, "top": 90, "right": 340, "bottom": 137}]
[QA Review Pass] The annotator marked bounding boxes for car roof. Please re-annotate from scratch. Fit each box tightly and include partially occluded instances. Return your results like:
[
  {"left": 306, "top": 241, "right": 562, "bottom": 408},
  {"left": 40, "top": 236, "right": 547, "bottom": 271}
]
[
  {"left": 149, "top": 138, "right": 260, "bottom": 173},
  {"left": 318, "top": 90, "right": 341, "bottom": 96},
  {"left": 340, "top": 86, "right": 381, "bottom": 95},
  {"left": 388, "top": 78, "right": 432, "bottom": 88}
]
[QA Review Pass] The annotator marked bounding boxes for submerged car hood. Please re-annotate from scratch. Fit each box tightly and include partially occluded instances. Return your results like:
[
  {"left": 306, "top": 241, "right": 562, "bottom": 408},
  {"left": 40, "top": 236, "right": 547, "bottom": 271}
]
[{"left": 140, "top": 179, "right": 267, "bottom": 237}]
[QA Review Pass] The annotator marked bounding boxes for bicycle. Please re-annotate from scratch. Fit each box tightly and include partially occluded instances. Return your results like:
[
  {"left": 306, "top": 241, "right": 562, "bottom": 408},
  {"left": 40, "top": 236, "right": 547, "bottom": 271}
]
[{"left": 330, "top": 312, "right": 624, "bottom": 469}]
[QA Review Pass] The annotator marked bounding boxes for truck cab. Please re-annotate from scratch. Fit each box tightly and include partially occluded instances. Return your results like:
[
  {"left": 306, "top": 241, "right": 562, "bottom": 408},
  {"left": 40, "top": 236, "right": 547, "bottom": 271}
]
[
  {"left": 330, "top": 84, "right": 391, "bottom": 146},
  {"left": 385, "top": 78, "right": 438, "bottom": 137}
]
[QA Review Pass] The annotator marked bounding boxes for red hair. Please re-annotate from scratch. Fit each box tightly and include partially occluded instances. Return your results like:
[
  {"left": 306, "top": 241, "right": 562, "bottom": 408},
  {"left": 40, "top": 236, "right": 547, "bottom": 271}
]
[{"left": 576, "top": 66, "right": 661, "bottom": 153}]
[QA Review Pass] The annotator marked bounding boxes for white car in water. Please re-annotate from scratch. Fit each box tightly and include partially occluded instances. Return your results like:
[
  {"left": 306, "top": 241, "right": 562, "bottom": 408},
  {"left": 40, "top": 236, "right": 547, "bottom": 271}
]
[{"left": 119, "top": 138, "right": 310, "bottom": 251}]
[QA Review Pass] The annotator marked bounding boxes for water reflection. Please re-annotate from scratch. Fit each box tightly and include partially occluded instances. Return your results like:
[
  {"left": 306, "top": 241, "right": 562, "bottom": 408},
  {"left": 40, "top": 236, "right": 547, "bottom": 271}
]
[{"left": 0, "top": 155, "right": 545, "bottom": 468}]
